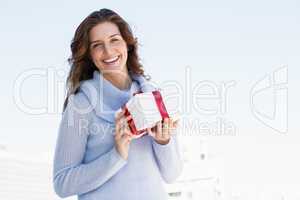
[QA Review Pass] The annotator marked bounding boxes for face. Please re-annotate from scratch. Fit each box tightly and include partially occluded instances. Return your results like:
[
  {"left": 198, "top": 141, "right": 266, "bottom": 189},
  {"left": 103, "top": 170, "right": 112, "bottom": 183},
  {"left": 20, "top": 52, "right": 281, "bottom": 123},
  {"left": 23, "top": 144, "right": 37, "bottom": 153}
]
[{"left": 89, "top": 22, "right": 128, "bottom": 73}]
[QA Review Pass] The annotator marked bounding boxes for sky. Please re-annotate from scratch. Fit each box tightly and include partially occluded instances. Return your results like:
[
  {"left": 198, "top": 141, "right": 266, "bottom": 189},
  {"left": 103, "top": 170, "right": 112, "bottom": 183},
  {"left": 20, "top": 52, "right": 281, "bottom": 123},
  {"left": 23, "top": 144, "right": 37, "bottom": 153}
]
[{"left": 1, "top": 0, "right": 300, "bottom": 198}]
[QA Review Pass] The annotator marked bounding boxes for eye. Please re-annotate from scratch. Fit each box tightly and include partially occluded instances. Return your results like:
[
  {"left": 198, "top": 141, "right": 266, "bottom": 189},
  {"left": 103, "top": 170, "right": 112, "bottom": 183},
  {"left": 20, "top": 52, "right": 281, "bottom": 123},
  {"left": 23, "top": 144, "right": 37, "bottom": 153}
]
[
  {"left": 92, "top": 43, "right": 103, "bottom": 49},
  {"left": 111, "top": 38, "right": 120, "bottom": 42}
]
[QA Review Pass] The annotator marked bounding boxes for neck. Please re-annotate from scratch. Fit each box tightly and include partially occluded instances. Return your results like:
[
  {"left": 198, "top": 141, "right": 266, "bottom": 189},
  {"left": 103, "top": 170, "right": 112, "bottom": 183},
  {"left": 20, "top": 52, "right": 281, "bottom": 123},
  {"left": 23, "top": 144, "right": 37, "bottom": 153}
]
[{"left": 101, "top": 68, "right": 132, "bottom": 91}]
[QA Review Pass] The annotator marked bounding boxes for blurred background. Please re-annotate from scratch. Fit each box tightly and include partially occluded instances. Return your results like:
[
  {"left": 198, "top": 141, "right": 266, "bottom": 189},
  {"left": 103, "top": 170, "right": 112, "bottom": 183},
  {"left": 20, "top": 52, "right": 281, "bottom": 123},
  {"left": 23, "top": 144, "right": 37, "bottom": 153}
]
[{"left": 1, "top": 0, "right": 300, "bottom": 199}]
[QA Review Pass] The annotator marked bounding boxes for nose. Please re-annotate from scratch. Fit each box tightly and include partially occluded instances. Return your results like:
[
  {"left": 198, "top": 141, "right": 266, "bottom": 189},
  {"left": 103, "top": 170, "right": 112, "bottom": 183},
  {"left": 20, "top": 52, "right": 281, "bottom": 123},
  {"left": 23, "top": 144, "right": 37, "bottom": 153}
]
[{"left": 103, "top": 43, "right": 114, "bottom": 56}]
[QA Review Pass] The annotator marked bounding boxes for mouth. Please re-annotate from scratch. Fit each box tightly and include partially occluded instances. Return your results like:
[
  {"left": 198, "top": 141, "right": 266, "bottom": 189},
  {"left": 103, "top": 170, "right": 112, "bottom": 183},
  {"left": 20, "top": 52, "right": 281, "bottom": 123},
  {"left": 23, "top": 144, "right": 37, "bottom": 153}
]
[{"left": 102, "top": 55, "right": 120, "bottom": 66}]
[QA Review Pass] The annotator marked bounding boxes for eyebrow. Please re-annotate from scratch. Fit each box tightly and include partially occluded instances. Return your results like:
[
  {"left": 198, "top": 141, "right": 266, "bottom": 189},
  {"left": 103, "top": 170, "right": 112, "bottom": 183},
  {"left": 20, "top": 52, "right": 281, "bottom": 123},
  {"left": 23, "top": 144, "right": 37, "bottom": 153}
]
[{"left": 90, "top": 34, "right": 121, "bottom": 44}]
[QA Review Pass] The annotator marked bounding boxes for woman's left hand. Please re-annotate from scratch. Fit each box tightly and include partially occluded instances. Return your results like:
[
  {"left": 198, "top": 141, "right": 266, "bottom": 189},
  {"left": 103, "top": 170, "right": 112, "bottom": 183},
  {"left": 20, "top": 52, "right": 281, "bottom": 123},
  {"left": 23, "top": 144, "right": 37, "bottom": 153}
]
[{"left": 147, "top": 118, "right": 179, "bottom": 145}]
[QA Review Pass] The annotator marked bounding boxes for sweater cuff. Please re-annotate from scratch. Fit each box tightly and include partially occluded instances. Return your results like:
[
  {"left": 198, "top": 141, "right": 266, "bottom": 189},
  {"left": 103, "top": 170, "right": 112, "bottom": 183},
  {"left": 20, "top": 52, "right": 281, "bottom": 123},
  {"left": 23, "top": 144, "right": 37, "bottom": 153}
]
[
  {"left": 111, "top": 146, "right": 128, "bottom": 166},
  {"left": 152, "top": 134, "right": 175, "bottom": 150}
]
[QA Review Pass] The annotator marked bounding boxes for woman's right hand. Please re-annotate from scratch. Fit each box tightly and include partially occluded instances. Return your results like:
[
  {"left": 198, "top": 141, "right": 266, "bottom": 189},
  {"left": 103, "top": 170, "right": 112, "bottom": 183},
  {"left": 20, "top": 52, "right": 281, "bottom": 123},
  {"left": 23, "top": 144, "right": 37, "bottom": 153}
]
[{"left": 114, "top": 110, "right": 133, "bottom": 160}]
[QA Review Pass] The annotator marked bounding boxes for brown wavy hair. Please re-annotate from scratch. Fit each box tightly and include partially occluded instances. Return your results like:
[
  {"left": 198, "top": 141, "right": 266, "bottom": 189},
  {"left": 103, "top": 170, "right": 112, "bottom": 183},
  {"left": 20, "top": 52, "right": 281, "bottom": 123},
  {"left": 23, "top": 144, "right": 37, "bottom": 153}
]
[{"left": 63, "top": 8, "right": 145, "bottom": 111}]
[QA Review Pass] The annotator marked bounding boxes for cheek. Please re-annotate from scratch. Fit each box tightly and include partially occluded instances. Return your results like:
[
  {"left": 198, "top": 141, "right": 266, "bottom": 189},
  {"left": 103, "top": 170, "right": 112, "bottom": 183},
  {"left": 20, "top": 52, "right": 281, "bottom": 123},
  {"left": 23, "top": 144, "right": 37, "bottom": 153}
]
[
  {"left": 118, "top": 42, "right": 127, "bottom": 54},
  {"left": 120, "top": 46, "right": 128, "bottom": 60},
  {"left": 123, "top": 50, "right": 128, "bottom": 61},
  {"left": 90, "top": 52, "right": 104, "bottom": 69},
  {"left": 90, "top": 51, "right": 101, "bottom": 62}
]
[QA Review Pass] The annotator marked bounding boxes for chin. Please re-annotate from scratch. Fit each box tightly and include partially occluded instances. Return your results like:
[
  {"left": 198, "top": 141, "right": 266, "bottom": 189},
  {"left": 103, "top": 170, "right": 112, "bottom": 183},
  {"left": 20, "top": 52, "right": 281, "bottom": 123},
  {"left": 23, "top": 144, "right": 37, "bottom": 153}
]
[{"left": 101, "top": 66, "right": 125, "bottom": 76}]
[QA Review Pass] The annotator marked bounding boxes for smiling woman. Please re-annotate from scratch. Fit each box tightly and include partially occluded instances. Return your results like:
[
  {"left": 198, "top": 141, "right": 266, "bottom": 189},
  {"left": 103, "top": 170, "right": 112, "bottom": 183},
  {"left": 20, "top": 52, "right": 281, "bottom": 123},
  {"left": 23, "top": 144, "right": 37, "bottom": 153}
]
[
  {"left": 89, "top": 23, "right": 127, "bottom": 70},
  {"left": 52, "top": 8, "right": 183, "bottom": 200},
  {"left": 88, "top": 22, "right": 132, "bottom": 90},
  {"left": 63, "top": 8, "right": 144, "bottom": 110}
]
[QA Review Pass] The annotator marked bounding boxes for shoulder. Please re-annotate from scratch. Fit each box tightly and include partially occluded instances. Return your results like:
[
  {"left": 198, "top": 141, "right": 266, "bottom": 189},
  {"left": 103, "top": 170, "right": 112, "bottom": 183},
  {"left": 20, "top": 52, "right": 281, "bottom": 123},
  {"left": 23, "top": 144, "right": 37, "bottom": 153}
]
[
  {"left": 72, "top": 91, "right": 91, "bottom": 107},
  {"left": 64, "top": 91, "right": 93, "bottom": 116},
  {"left": 131, "top": 73, "right": 159, "bottom": 92}
]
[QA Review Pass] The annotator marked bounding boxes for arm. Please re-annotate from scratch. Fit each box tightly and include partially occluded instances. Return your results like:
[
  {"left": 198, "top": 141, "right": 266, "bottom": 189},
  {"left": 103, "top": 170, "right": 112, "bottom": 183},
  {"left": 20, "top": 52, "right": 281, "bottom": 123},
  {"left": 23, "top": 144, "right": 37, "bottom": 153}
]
[
  {"left": 151, "top": 131, "right": 183, "bottom": 184},
  {"left": 52, "top": 93, "right": 127, "bottom": 198}
]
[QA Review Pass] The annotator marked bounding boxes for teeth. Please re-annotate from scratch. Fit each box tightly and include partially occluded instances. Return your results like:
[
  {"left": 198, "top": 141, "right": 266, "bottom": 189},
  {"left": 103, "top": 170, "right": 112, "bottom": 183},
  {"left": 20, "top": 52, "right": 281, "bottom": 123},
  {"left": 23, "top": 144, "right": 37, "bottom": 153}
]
[{"left": 103, "top": 56, "right": 119, "bottom": 63}]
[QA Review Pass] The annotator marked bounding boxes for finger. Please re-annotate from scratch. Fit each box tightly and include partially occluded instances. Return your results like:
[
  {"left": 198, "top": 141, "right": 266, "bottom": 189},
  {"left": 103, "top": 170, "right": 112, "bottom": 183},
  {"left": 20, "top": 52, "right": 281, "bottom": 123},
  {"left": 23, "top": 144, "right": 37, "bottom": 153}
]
[
  {"left": 115, "top": 118, "right": 128, "bottom": 139},
  {"left": 151, "top": 125, "right": 157, "bottom": 133},
  {"left": 169, "top": 118, "right": 174, "bottom": 129},
  {"left": 115, "top": 129, "right": 122, "bottom": 140},
  {"left": 167, "top": 118, "right": 173, "bottom": 137},
  {"left": 115, "top": 121, "right": 122, "bottom": 139},
  {"left": 147, "top": 127, "right": 155, "bottom": 137},
  {"left": 116, "top": 121, "right": 125, "bottom": 135},
  {"left": 115, "top": 109, "right": 125, "bottom": 119},
  {"left": 156, "top": 120, "right": 163, "bottom": 138},
  {"left": 171, "top": 120, "right": 179, "bottom": 134},
  {"left": 167, "top": 118, "right": 173, "bottom": 138},
  {"left": 115, "top": 109, "right": 125, "bottom": 122},
  {"left": 167, "top": 118, "right": 172, "bottom": 130},
  {"left": 121, "top": 131, "right": 133, "bottom": 142},
  {"left": 126, "top": 115, "right": 132, "bottom": 121},
  {"left": 120, "top": 117, "right": 128, "bottom": 130},
  {"left": 169, "top": 118, "right": 176, "bottom": 131},
  {"left": 162, "top": 118, "right": 170, "bottom": 137},
  {"left": 173, "top": 119, "right": 179, "bottom": 128}
]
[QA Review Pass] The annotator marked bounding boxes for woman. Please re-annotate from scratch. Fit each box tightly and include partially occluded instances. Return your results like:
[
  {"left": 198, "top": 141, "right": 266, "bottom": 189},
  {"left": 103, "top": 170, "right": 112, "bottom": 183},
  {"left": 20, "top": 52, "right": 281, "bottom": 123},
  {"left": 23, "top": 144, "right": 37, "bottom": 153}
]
[{"left": 53, "top": 8, "right": 183, "bottom": 200}]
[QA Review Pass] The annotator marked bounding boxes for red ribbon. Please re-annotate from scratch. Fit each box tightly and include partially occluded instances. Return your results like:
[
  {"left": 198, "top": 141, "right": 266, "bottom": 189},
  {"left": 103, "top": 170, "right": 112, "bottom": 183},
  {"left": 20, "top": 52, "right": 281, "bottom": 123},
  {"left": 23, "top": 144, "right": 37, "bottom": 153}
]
[
  {"left": 152, "top": 90, "right": 170, "bottom": 120},
  {"left": 123, "top": 90, "right": 169, "bottom": 136},
  {"left": 123, "top": 105, "right": 147, "bottom": 136}
]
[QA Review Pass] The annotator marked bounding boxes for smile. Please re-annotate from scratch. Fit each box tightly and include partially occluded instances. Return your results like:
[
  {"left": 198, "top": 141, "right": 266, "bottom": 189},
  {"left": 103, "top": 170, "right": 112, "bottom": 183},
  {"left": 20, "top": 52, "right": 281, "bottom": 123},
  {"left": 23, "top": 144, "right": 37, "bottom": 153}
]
[{"left": 103, "top": 56, "right": 120, "bottom": 64}]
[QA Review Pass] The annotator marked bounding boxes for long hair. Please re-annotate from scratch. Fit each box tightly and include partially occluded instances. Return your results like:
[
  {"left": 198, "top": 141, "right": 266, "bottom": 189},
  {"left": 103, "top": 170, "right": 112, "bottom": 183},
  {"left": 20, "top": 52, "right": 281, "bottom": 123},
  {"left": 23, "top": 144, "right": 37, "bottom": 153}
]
[{"left": 63, "top": 8, "right": 145, "bottom": 111}]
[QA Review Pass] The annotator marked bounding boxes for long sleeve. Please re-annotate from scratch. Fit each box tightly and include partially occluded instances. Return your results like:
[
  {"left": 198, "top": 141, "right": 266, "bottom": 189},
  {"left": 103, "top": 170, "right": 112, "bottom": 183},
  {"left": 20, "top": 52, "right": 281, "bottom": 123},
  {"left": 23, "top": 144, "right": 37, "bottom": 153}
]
[
  {"left": 52, "top": 93, "right": 127, "bottom": 198},
  {"left": 151, "top": 131, "right": 183, "bottom": 184}
]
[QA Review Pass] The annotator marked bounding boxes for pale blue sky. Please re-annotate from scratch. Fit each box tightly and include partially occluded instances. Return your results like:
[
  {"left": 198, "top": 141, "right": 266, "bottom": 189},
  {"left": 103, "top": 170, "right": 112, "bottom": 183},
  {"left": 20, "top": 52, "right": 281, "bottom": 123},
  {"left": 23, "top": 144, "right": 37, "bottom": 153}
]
[{"left": 1, "top": 0, "right": 300, "bottom": 192}]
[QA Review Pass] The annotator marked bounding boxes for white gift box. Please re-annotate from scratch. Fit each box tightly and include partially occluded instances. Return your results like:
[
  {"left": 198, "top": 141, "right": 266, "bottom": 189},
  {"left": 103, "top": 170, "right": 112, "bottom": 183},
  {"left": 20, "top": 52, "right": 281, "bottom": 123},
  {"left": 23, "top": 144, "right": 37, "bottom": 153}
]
[{"left": 117, "top": 90, "right": 180, "bottom": 138}]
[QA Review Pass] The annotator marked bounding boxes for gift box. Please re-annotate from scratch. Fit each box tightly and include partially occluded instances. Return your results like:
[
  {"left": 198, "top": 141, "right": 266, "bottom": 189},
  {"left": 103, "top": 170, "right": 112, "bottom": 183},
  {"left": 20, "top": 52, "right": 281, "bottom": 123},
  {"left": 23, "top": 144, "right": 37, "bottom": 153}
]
[{"left": 117, "top": 90, "right": 179, "bottom": 138}]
